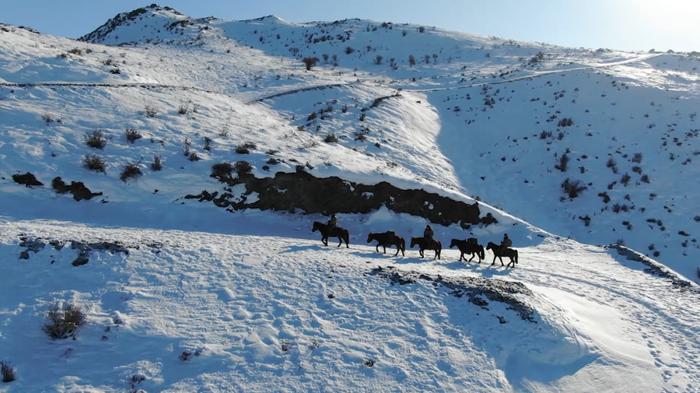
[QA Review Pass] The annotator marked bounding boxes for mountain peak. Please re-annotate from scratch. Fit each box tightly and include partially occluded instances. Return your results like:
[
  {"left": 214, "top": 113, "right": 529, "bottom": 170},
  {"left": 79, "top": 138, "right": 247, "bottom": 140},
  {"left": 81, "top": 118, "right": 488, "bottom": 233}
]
[{"left": 79, "top": 4, "right": 195, "bottom": 44}]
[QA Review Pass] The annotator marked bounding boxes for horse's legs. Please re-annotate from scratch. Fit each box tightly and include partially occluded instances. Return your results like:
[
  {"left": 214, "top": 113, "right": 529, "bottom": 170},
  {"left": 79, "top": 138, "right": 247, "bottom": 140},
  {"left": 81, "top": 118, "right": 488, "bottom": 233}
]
[
  {"left": 376, "top": 244, "right": 380, "bottom": 253},
  {"left": 468, "top": 253, "right": 475, "bottom": 262},
  {"left": 491, "top": 255, "right": 496, "bottom": 266},
  {"left": 337, "top": 237, "right": 342, "bottom": 247},
  {"left": 498, "top": 256, "right": 504, "bottom": 266},
  {"left": 383, "top": 245, "right": 387, "bottom": 254},
  {"left": 322, "top": 236, "right": 328, "bottom": 246},
  {"left": 419, "top": 249, "right": 424, "bottom": 258}
]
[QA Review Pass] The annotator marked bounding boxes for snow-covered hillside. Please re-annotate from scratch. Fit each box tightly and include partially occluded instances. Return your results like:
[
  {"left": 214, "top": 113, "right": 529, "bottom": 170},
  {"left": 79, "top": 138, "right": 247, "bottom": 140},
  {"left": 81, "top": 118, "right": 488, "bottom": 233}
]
[{"left": 1, "top": 4, "right": 699, "bottom": 392}]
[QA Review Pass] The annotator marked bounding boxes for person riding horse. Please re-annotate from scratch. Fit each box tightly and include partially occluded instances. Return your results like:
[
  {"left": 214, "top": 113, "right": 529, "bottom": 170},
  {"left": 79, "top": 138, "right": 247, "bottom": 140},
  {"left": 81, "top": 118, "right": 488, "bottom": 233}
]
[
  {"left": 500, "top": 233, "right": 512, "bottom": 249},
  {"left": 424, "top": 225, "right": 434, "bottom": 241},
  {"left": 328, "top": 214, "right": 337, "bottom": 228}
]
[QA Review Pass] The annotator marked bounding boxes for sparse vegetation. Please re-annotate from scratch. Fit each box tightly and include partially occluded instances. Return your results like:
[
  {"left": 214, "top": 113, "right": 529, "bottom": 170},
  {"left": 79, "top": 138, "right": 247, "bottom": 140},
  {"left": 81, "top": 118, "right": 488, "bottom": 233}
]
[
  {"left": 561, "top": 178, "right": 587, "bottom": 199},
  {"left": 302, "top": 57, "right": 318, "bottom": 71},
  {"left": 555, "top": 152, "right": 569, "bottom": 172},
  {"left": 125, "top": 128, "right": 142, "bottom": 144},
  {"left": 84, "top": 130, "right": 107, "bottom": 149},
  {"left": 150, "top": 155, "right": 163, "bottom": 171},
  {"left": 120, "top": 163, "right": 143, "bottom": 182},
  {"left": 144, "top": 105, "right": 158, "bottom": 118},
  {"left": 1, "top": 361, "right": 14, "bottom": 383},
  {"left": 235, "top": 142, "right": 256, "bottom": 154},
  {"left": 324, "top": 133, "right": 338, "bottom": 143},
  {"left": 82, "top": 154, "right": 106, "bottom": 173},
  {"left": 43, "top": 303, "right": 86, "bottom": 340}
]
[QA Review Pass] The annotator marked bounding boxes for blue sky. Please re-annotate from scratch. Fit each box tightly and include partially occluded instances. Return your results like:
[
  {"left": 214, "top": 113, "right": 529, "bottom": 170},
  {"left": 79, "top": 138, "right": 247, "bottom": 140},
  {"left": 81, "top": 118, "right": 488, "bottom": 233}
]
[{"left": 2, "top": 0, "right": 698, "bottom": 51}]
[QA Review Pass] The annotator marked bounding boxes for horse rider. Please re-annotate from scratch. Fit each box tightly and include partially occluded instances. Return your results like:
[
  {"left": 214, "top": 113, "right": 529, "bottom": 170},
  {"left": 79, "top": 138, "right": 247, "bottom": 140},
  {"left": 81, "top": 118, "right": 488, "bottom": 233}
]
[
  {"left": 327, "top": 214, "right": 337, "bottom": 229},
  {"left": 424, "top": 225, "right": 434, "bottom": 241},
  {"left": 500, "top": 233, "right": 512, "bottom": 249}
]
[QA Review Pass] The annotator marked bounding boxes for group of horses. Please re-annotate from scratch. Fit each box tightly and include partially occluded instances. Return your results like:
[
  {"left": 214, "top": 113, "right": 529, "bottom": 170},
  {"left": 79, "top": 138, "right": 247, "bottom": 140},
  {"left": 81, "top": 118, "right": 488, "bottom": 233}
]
[{"left": 311, "top": 221, "right": 519, "bottom": 268}]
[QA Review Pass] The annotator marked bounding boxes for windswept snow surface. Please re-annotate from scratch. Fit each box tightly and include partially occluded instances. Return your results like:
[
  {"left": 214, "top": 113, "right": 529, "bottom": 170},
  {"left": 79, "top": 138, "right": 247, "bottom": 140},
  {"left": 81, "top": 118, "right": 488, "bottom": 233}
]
[
  {"left": 1, "top": 4, "right": 700, "bottom": 391},
  {"left": 1, "top": 216, "right": 698, "bottom": 392}
]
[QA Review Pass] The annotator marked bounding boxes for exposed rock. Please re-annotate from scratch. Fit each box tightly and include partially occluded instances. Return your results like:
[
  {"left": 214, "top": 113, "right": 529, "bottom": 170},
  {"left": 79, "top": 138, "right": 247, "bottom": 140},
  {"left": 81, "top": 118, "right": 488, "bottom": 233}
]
[
  {"left": 12, "top": 172, "right": 42, "bottom": 187},
  {"left": 366, "top": 266, "right": 536, "bottom": 322},
  {"left": 608, "top": 244, "right": 696, "bottom": 291},
  {"left": 189, "top": 170, "right": 482, "bottom": 227},
  {"left": 51, "top": 177, "right": 103, "bottom": 201}
]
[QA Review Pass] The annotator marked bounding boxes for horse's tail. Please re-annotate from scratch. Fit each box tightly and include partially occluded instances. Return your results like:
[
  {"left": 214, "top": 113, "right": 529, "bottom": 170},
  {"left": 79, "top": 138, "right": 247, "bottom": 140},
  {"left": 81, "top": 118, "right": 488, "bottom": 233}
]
[
  {"left": 514, "top": 250, "right": 518, "bottom": 264},
  {"left": 479, "top": 246, "right": 485, "bottom": 260},
  {"left": 400, "top": 238, "right": 405, "bottom": 252}
]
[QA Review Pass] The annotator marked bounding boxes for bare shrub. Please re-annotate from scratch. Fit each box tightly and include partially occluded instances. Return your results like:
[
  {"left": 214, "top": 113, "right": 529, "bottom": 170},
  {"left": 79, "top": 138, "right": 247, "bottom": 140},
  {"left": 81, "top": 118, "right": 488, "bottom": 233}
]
[
  {"left": 43, "top": 303, "right": 86, "bottom": 340},
  {"left": 120, "top": 163, "right": 142, "bottom": 182},
  {"left": 555, "top": 152, "right": 569, "bottom": 172},
  {"left": 203, "top": 137, "right": 212, "bottom": 151},
  {"left": 84, "top": 130, "right": 107, "bottom": 149},
  {"left": 606, "top": 158, "right": 618, "bottom": 174},
  {"left": 561, "top": 178, "right": 586, "bottom": 199},
  {"left": 177, "top": 103, "right": 189, "bottom": 115},
  {"left": 144, "top": 105, "right": 158, "bottom": 118},
  {"left": 187, "top": 152, "right": 201, "bottom": 161},
  {"left": 82, "top": 155, "right": 106, "bottom": 173},
  {"left": 235, "top": 142, "right": 256, "bottom": 154},
  {"left": 373, "top": 55, "right": 383, "bottom": 65},
  {"left": 150, "top": 155, "right": 162, "bottom": 171},
  {"left": 1, "top": 361, "right": 14, "bottom": 383},
  {"left": 324, "top": 133, "right": 338, "bottom": 143},
  {"left": 302, "top": 57, "right": 318, "bottom": 71},
  {"left": 125, "top": 128, "right": 142, "bottom": 144}
]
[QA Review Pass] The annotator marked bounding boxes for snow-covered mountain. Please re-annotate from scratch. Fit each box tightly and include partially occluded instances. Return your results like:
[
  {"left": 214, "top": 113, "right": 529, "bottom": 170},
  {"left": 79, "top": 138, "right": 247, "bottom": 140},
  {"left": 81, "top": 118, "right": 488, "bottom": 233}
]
[{"left": 1, "top": 4, "right": 699, "bottom": 392}]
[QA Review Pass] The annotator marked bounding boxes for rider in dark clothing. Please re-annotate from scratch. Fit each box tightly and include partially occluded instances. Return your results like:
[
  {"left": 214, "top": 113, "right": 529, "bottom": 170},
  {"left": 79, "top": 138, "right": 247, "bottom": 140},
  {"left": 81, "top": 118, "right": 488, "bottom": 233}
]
[
  {"left": 424, "top": 225, "right": 434, "bottom": 240},
  {"left": 327, "top": 214, "right": 337, "bottom": 228},
  {"left": 501, "top": 233, "right": 512, "bottom": 249}
]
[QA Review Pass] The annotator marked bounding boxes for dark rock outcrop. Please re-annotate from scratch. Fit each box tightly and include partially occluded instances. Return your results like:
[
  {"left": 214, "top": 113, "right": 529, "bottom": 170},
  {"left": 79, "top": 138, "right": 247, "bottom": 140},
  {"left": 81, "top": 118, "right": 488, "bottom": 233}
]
[
  {"left": 189, "top": 170, "right": 482, "bottom": 227},
  {"left": 51, "top": 177, "right": 103, "bottom": 201},
  {"left": 608, "top": 244, "right": 696, "bottom": 291},
  {"left": 12, "top": 172, "right": 43, "bottom": 187},
  {"left": 367, "top": 266, "right": 536, "bottom": 322}
]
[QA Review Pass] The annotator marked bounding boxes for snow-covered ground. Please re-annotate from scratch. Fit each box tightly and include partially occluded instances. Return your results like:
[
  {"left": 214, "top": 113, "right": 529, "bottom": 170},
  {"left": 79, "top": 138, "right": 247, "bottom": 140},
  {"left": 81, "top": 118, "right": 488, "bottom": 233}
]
[
  {"left": 1, "top": 216, "right": 698, "bottom": 392},
  {"left": 1, "top": 4, "right": 699, "bottom": 391}
]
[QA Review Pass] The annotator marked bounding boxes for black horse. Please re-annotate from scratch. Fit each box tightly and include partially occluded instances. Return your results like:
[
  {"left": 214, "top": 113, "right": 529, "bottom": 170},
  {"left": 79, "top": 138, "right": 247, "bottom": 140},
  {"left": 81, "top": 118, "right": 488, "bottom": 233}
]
[
  {"left": 410, "top": 237, "right": 442, "bottom": 260},
  {"left": 486, "top": 242, "right": 518, "bottom": 268},
  {"left": 449, "top": 238, "right": 485, "bottom": 263},
  {"left": 367, "top": 231, "right": 405, "bottom": 256},
  {"left": 312, "top": 221, "right": 350, "bottom": 248}
]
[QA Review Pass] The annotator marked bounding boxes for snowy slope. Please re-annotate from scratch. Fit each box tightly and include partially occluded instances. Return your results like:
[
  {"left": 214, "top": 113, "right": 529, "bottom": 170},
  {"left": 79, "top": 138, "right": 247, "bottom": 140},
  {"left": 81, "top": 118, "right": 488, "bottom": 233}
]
[
  {"left": 1, "top": 4, "right": 699, "bottom": 392},
  {"left": 1, "top": 217, "right": 698, "bottom": 392}
]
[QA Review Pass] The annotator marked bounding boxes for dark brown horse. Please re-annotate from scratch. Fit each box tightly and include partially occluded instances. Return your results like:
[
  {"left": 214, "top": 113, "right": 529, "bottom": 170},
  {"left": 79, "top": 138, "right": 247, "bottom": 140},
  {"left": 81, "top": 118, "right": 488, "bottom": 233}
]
[
  {"left": 410, "top": 237, "right": 441, "bottom": 259},
  {"left": 367, "top": 231, "right": 405, "bottom": 256},
  {"left": 312, "top": 221, "right": 349, "bottom": 248},
  {"left": 449, "top": 238, "right": 485, "bottom": 263},
  {"left": 486, "top": 242, "right": 518, "bottom": 268}
]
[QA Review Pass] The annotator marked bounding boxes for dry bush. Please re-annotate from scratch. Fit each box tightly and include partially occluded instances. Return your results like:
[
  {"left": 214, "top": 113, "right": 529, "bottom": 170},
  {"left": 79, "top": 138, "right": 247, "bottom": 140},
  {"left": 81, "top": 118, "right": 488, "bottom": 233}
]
[
  {"left": 150, "top": 155, "right": 162, "bottom": 171},
  {"left": 120, "top": 163, "right": 143, "bottom": 182},
  {"left": 561, "top": 178, "right": 587, "bottom": 199},
  {"left": 43, "top": 303, "right": 86, "bottom": 340},
  {"left": 84, "top": 130, "right": 107, "bottom": 149},
  {"left": 1, "top": 361, "right": 14, "bottom": 383},
  {"left": 324, "top": 133, "right": 338, "bottom": 143},
  {"left": 125, "top": 128, "right": 142, "bottom": 144},
  {"left": 234, "top": 161, "right": 252, "bottom": 175},
  {"left": 82, "top": 155, "right": 106, "bottom": 173}
]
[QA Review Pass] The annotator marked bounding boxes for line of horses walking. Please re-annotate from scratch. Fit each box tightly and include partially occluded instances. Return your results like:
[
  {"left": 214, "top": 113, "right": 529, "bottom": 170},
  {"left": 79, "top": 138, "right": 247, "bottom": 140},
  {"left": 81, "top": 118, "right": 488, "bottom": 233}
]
[{"left": 311, "top": 221, "right": 519, "bottom": 268}]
